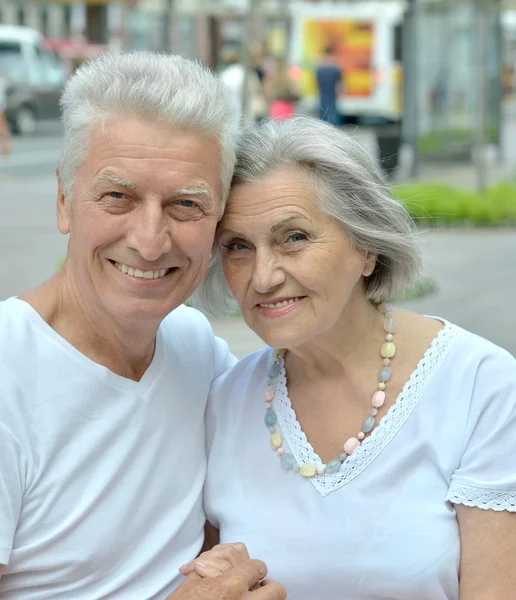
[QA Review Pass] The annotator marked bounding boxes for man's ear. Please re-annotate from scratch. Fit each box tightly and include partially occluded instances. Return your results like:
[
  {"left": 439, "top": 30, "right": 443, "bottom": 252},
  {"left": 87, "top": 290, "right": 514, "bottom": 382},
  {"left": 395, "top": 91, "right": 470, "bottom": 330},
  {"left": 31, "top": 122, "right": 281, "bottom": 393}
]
[
  {"left": 56, "top": 168, "right": 70, "bottom": 235},
  {"left": 363, "top": 252, "right": 377, "bottom": 277}
]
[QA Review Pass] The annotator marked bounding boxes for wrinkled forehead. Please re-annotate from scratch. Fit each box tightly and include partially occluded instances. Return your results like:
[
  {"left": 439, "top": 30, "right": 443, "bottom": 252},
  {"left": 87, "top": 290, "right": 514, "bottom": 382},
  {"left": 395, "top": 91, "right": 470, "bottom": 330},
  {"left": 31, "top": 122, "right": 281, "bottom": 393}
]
[{"left": 219, "top": 169, "right": 324, "bottom": 237}]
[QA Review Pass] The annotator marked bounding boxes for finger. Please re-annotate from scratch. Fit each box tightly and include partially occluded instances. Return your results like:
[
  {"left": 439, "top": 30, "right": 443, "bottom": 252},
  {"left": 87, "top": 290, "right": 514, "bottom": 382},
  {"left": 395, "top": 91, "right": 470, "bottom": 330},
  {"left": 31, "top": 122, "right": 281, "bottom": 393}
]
[
  {"left": 180, "top": 542, "right": 250, "bottom": 577},
  {"left": 224, "top": 558, "right": 267, "bottom": 591},
  {"left": 178, "top": 561, "right": 196, "bottom": 576},
  {"left": 195, "top": 556, "right": 235, "bottom": 576},
  {"left": 205, "top": 542, "right": 251, "bottom": 567},
  {"left": 248, "top": 579, "right": 288, "bottom": 600},
  {"left": 194, "top": 562, "right": 224, "bottom": 578}
]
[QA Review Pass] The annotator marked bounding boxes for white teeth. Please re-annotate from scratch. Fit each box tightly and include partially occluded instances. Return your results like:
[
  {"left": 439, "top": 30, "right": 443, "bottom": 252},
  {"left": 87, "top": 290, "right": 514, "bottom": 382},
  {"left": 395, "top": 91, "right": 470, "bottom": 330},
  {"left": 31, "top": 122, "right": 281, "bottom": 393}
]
[
  {"left": 114, "top": 262, "right": 169, "bottom": 280},
  {"left": 260, "top": 297, "right": 302, "bottom": 308}
]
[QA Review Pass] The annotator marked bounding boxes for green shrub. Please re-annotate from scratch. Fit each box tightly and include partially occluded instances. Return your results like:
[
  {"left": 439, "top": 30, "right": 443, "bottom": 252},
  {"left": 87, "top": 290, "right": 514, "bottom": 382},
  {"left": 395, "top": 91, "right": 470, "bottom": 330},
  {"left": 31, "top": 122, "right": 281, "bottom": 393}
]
[{"left": 393, "top": 182, "right": 516, "bottom": 227}]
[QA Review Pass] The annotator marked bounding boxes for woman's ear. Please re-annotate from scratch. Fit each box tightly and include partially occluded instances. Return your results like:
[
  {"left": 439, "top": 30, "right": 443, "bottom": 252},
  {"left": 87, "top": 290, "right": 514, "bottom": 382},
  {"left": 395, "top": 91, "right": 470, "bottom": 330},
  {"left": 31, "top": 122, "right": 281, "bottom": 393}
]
[{"left": 363, "top": 252, "right": 377, "bottom": 277}]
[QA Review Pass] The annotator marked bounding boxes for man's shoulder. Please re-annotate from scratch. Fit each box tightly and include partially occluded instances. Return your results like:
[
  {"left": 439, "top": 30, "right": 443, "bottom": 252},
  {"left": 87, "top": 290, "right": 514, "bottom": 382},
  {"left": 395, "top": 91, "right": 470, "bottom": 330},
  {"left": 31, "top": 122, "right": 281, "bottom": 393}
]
[
  {"left": 160, "top": 304, "right": 216, "bottom": 351},
  {"left": 0, "top": 298, "right": 34, "bottom": 352},
  {"left": 0, "top": 299, "right": 39, "bottom": 431}
]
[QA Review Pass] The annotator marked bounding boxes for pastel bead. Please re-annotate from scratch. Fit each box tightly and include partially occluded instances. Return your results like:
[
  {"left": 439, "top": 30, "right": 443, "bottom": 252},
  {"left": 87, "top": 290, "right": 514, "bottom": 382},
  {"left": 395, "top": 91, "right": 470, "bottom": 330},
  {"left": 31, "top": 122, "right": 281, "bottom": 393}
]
[
  {"left": 378, "top": 303, "right": 392, "bottom": 314},
  {"left": 280, "top": 453, "right": 297, "bottom": 470},
  {"left": 383, "top": 318, "right": 397, "bottom": 334},
  {"left": 381, "top": 342, "right": 396, "bottom": 358},
  {"left": 265, "top": 401, "right": 272, "bottom": 410},
  {"left": 271, "top": 432, "right": 282, "bottom": 450},
  {"left": 372, "top": 408, "right": 379, "bottom": 416},
  {"left": 268, "top": 362, "right": 281, "bottom": 379},
  {"left": 385, "top": 333, "right": 394, "bottom": 342},
  {"left": 326, "top": 459, "right": 342, "bottom": 474},
  {"left": 264, "top": 385, "right": 274, "bottom": 401},
  {"left": 357, "top": 432, "right": 365, "bottom": 441},
  {"left": 277, "top": 448, "right": 285, "bottom": 456},
  {"left": 378, "top": 366, "right": 392, "bottom": 382},
  {"left": 300, "top": 464, "right": 317, "bottom": 478},
  {"left": 383, "top": 358, "right": 391, "bottom": 366},
  {"left": 264, "top": 409, "right": 277, "bottom": 428},
  {"left": 316, "top": 466, "right": 326, "bottom": 476},
  {"left": 340, "top": 453, "right": 348, "bottom": 462},
  {"left": 362, "top": 415, "right": 375, "bottom": 433},
  {"left": 372, "top": 390, "right": 386, "bottom": 408},
  {"left": 344, "top": 437, "right": 361, "bottom": 455}
]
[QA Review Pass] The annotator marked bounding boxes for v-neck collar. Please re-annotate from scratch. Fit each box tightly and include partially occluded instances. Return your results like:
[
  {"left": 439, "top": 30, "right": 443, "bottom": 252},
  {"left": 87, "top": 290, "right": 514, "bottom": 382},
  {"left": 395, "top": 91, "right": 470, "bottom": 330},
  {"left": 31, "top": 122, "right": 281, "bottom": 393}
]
[
  {"left": 10, "top": 297, "right": 164, "bottom": 395},
  {"left": 270, "top": 319, "right": 463, "bottom": 497}
]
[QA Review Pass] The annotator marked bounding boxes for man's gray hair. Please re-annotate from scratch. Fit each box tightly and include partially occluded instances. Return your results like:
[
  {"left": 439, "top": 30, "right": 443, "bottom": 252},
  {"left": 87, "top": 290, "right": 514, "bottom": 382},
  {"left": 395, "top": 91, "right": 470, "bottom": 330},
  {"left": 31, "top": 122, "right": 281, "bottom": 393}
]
[
  {"left": 191, "top": 116, "right": 421, "bottom": 316},
  {"left": 59, "top": 51, "right": 240, "bottom": 209}
]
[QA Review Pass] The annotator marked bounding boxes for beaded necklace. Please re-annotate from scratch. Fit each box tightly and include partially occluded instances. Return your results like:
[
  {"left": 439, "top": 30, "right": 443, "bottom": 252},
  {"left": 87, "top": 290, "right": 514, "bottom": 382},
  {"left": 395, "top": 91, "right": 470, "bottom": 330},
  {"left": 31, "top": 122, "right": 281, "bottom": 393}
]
[{"left": 264, "top": 303, "right": 396, "bottom": 478}]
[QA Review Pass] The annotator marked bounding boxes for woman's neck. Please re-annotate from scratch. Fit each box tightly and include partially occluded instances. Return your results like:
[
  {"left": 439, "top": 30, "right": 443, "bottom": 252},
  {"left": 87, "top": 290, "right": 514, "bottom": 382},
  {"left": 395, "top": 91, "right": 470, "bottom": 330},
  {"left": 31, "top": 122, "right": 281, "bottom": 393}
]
[{"left": 285, "top": 295, "right": 385, "bottom": 382}]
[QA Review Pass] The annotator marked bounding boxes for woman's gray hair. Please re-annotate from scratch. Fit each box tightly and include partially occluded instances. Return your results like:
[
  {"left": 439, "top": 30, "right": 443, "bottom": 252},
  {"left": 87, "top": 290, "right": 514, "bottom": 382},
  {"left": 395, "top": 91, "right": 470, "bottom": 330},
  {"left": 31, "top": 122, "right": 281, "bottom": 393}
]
[
  {"left": 59, "top": 51, "right": 240, "bottom": 209},
  {"left": 191, "top": 116, "right": 421, "bottom": 316}
]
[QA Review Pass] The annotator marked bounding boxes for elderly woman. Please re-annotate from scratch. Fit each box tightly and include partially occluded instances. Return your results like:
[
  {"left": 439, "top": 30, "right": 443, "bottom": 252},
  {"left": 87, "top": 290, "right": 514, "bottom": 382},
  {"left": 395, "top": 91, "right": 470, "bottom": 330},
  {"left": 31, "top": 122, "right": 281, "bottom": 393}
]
[{"left": 185, "top": 117, "right": 516, "bottom": 598}]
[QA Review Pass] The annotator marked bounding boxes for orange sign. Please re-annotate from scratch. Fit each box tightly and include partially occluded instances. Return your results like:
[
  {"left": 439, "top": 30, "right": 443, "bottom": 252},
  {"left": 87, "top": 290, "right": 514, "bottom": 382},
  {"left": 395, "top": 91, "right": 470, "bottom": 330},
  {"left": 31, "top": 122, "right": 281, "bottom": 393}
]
[{"left": 301, "top": 19, "right": 375, "bottom": 98}]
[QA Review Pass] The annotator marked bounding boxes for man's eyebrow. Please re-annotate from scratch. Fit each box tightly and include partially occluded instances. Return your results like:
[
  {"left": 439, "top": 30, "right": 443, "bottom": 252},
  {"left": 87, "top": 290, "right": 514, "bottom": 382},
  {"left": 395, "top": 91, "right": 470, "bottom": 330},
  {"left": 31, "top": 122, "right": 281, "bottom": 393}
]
[
  {"left": 95, "top": 175, "right": 214, "bottom": 203},
  {"left": 172, "top": 185, "right": 214, "bottom": 201},
  {"left": 98, "top": 171, "right": 137, "bottom": 190}
]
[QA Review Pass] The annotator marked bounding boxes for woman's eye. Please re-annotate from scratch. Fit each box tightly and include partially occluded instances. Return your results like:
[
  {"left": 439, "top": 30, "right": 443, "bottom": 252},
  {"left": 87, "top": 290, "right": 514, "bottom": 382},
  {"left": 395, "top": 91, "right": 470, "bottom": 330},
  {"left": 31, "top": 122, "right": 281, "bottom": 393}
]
[
  {"left": 287, "top": 231, "right": 308, "bottom": 243},
  {"left": 223, "top": 241, "right": 248, "bottom": 252}
]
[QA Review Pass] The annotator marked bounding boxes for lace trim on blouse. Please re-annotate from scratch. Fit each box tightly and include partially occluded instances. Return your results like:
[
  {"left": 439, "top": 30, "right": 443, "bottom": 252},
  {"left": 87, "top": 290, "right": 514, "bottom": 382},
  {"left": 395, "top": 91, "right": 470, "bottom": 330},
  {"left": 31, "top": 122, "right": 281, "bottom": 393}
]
[
  {"left": 272, "top": 321, "right": 462, "bottom": 497},
  {"left": 447, "top": 482, "right": 516, "bottom": 512}
]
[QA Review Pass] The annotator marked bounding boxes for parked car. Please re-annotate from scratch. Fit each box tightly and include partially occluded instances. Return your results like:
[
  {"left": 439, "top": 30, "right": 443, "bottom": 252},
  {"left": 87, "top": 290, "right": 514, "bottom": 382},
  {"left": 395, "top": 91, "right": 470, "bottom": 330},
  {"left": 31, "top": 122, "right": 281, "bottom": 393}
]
[{"left": 0, "top": 25, "right": 67, "bottom": 135}]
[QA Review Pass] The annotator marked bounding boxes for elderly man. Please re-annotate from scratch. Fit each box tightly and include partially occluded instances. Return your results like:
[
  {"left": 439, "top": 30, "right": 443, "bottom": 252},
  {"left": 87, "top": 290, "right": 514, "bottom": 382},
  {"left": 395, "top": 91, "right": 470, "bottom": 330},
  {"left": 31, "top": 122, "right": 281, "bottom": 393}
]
[{"left": 0, "top": 52, "right": 285, "bottom": 600}]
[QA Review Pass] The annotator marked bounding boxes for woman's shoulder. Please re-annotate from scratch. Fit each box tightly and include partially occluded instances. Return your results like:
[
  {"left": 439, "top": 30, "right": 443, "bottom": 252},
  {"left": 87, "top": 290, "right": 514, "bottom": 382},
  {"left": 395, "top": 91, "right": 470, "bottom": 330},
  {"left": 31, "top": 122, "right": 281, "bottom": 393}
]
[
  {"left": 437, "top": 317, "right": 515, "bottom": 375},
  {"left": 399, "top": 310, "right": 514, "bottom": 376}
]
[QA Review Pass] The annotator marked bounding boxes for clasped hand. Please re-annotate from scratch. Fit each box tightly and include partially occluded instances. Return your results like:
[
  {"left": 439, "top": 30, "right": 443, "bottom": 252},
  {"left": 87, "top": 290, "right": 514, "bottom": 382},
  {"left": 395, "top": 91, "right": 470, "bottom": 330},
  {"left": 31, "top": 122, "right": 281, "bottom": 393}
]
[{"left": 167, "top": 542, "right": 287, "bottom": 599}]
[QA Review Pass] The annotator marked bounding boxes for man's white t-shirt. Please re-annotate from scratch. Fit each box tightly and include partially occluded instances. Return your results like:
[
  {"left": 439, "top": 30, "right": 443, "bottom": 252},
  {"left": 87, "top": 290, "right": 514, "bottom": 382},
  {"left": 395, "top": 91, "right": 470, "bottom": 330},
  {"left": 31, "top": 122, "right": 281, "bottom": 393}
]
[
  {"left": 0, "top": 297, "right": 235, "bottom": 599},
  {"left": 205, "top": 319, "right": 516, "bottom": 600}
]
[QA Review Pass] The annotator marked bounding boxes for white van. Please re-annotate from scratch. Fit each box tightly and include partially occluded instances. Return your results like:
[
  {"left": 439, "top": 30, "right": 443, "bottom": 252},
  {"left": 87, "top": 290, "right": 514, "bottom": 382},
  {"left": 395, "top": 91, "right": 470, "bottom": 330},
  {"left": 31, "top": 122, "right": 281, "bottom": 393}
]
[{"left": 0, "top": 25, "right": 67, "bottom": 134}]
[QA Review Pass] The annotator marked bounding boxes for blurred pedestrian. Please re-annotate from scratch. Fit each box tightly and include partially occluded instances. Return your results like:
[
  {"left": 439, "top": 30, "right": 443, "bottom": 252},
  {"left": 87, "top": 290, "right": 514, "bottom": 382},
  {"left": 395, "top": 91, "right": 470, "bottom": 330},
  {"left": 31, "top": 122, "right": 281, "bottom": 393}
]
[
  {"left": 267, "top": 58, "right": 298, "bottom": 121},
  {"left": 315, "top": 46, "right": 343, "bottom": 126},
  {"left": 0, "top": 77, "right": 11, "bottom": 156},
  {"left": 219, "top": 47, "right": 267, "bottom": 124}
]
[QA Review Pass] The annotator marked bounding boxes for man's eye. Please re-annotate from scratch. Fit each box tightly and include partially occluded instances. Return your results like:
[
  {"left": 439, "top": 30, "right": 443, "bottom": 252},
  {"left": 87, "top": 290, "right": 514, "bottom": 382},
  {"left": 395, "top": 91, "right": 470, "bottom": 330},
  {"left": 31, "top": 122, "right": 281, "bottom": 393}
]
[
  {"left": 179, "top": 199, "right": 196, "bottom": 208},
  {"left": 108, "top": 191, "right": 125, "bottom": 200}
]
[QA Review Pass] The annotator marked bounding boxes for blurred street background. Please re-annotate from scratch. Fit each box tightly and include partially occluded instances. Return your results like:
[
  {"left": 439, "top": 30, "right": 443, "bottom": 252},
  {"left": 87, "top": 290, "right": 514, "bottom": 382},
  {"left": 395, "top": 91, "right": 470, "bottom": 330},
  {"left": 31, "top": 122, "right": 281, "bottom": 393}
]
[{"left": 1, "top": 0, "right": 515, "bottom": 356}]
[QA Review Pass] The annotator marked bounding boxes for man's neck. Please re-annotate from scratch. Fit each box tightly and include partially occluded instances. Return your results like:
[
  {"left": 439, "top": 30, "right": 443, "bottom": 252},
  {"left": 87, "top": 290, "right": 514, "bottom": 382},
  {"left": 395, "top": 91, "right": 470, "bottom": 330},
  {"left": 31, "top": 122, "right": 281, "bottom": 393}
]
[{"left": 19, "top": 274, "right": 159, "bottom": 382}]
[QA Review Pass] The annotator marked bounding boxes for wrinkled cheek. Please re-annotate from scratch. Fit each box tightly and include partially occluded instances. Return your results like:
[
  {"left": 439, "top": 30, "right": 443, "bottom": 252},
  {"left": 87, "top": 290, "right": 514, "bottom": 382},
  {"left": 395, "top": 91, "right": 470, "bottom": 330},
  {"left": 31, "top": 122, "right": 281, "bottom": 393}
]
[{"left": 222, "top": 262, "right": 243, "bottom": 300}]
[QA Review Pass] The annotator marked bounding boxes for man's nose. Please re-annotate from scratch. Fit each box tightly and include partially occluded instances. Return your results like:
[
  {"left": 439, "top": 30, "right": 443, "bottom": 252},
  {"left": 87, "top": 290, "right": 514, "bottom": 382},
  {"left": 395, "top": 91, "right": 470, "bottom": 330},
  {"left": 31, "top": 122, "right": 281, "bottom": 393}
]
[
  {"left": 251, "top": 248, "right": 286, "bottom": 293},
  {"left": 126, "top": 203, "right": 173, "bottom": 262}
]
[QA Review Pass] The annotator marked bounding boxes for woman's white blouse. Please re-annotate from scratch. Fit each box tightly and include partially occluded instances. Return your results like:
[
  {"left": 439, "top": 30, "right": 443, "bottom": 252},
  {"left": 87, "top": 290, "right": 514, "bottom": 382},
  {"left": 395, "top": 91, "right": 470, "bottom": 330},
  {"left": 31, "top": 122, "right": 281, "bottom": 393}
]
[{"left": 204, "top": 320, "right": 516, "bottom": 600}]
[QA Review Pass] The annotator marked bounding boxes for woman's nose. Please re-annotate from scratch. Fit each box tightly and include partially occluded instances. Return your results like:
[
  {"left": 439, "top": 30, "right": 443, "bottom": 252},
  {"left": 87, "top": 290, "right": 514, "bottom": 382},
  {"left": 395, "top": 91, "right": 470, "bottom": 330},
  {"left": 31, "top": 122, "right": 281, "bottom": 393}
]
[{"left": 251, "top": 249, "right": 286, "bottom": 293}]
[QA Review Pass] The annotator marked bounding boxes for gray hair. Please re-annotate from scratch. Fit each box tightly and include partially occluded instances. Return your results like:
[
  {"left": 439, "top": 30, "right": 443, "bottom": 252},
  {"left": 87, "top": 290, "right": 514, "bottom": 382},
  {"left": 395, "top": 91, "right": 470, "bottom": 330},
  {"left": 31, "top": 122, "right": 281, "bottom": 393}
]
[
  {"left": 59, "top": 51, "right": 240, "bottom": 210},
  {"left": 191, "top": 116, "right": 421, "bottom": 316}
]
